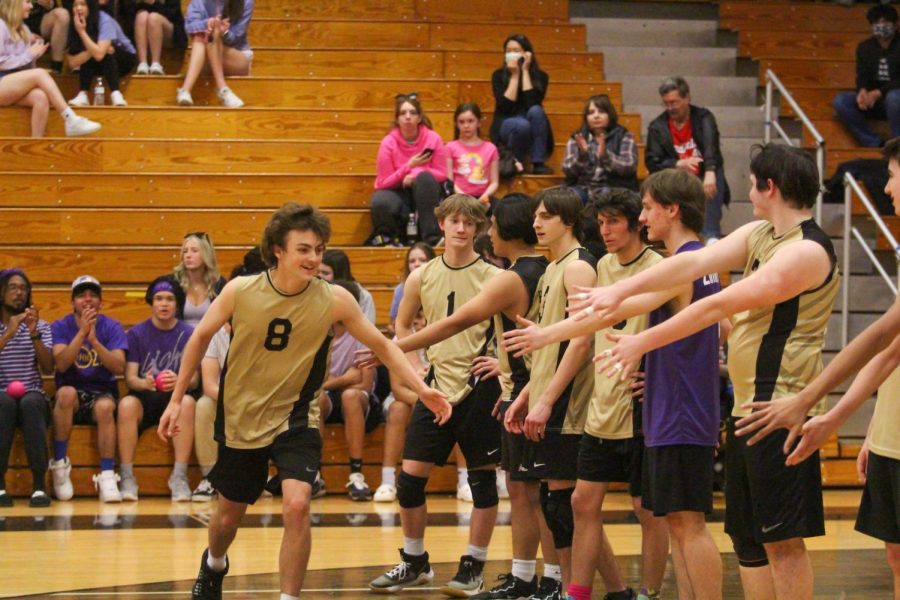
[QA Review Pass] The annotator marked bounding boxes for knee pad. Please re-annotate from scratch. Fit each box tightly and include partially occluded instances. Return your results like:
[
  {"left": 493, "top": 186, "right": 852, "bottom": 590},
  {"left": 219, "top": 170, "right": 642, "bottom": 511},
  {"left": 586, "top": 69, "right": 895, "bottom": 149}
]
[
  {"left": 396, "top": 471, "right": 428, "bottom": 509},
  {"left": 731, "top": 534, "right": 769, "bottom": 568},
  {"left": 541, "top": 487, "right": 575, "bottom": 549},
  {"left": 467, "top": 469, "right": 498, "bottom": 509}
]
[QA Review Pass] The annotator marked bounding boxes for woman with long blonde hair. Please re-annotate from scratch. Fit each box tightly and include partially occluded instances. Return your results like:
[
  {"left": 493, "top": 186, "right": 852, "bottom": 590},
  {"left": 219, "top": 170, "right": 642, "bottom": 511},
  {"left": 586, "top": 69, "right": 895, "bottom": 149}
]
[
  {"left": 173, "top": 232, "right": 225, "bottom": 326},
  {"left": 0, "top": 0, "right": 100, "bottom": 136}
]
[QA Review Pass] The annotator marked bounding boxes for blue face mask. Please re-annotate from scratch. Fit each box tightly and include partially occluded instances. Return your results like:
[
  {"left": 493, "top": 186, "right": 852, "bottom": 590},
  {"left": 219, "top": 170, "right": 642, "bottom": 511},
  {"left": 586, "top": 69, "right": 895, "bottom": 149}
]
[{"left": 873, "top": 22, "right": 896, "bottom": 39}]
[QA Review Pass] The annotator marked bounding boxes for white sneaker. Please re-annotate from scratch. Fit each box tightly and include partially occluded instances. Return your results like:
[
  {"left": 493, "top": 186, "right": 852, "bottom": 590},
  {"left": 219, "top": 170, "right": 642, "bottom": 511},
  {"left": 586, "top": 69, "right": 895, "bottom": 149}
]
[
  {"left": 373, "top": 483, "right": 397, "bottom": 502},
  {"left": 217, "top": 86, "right": 244, "bottom": 108},
  {"left": 119, "top": 474, "right": 139, "bottom": 501},
  {"left": 346, "top": 472, "right": 372, "bottom": 501},
  {"left": 456, "top": 482, "right": 473, "bottom": 502},
  {"left": 135, "top": 61, "right": 149, "bottom": 75},
  {"left": 110, "top": 90, "right": 127, "bottom": 106},
  {"left": 93, "top": 470, "right": 122, "bottom": 503},
  {"left": 168, "top": 472, "right": 192, "bottom": 502},
  {"left": 496, "top": 469, "right": 509, "bottom": 499},
  {"left": 67, "top": 91, "right": 89, "bottom": 107},
  {"left": 64, "top": 115, "right": 102, "bottom": 137},
  {"left": 148, "top": 62, "right": 165, "bottom": 75},
  {"left": 50, "top": 457, "right": 74, "bottom": 500},
  {"left": 176, "top": 88, "right": 193, "bottom": 106}
]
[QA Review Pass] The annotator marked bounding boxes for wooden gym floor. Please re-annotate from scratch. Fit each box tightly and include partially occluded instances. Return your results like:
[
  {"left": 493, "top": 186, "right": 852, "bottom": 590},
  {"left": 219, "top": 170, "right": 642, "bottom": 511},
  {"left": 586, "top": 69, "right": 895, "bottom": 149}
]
[{"left": 1, "top": 491, "right": 891, "bottom": 599}]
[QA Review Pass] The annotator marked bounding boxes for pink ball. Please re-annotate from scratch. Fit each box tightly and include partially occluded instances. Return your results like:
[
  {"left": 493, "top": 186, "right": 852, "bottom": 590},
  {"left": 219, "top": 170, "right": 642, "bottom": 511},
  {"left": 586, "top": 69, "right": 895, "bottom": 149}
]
[
  {"left": 155, "top": 373, "right": 167, "bottom": 392},
  {"left": 6, "top": 381, "right": 26, "bottom": 400}
]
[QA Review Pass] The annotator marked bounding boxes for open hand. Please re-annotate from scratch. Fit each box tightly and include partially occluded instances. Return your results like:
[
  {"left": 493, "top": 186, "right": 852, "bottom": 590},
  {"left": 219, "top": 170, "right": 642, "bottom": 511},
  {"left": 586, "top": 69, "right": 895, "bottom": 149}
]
[
  {"left": 594, "top": 333, "right": 644, "bottom": 381},
  {"left": 502, "top": 315, "right": 545, "bottom": 357},
  {"left": 471, "top": 356, "right": 499, "bottom": 380},
  {"left": 420, "top": 387, "right": 452, "bottom": 425}
]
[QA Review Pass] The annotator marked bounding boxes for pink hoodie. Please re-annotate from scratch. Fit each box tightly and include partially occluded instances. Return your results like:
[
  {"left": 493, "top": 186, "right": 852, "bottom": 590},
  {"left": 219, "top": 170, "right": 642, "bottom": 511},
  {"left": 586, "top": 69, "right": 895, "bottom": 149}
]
[{"left": 374, "top": 125, "right": 448, "bottom": 190}]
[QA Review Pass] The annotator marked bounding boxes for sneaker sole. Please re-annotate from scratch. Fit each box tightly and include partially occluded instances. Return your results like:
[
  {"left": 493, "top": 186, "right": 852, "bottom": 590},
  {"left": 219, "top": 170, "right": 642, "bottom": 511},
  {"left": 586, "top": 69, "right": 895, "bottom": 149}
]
[
  {"left": 100, "top": 496, "right": 122, "bottom": 503},
  {"left": 177, "top": 99, "right": 193, "bottom": 106},
  {"left": 373, "top": 495, "right": 396, "bottom": 502},
  {"left": 121, "top": 493, "right": 138, "bottom": 502},
  {"left": 66, "top": 126, "right": 101, "bottom": 137},
  {"left": 370, "top": 571, "right": 433, "bottom": 594},
  {"left": 191, "top": 495, "right": 215, "bottom": 502},
  {"left": 440, "top": 583, "right": 484, "bottom": 598}
]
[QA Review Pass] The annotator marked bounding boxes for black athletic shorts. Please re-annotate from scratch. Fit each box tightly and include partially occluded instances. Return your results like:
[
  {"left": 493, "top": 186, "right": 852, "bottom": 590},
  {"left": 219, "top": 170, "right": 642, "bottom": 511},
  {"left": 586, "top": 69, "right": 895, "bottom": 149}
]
[
  {"left": 578, "top": 433, "right": 643, "bottom": 497},
  {"left": 724, "top": 418, "right": 825, "bottom": 544},
  {"left": 130, "top": 390, "right": 173, "bottom": 433},
  {"left": 498, "top": 399, "right": 541, "bottom": 481},
  {"left": 855, "top": 450, "right": 900, "bottom": 544},
  {"left": 539, "top": 432, "right": 581, "bottom": 482},
  {"left": 209, "top": 427, "right": 323, "bottom": 505},
  {"left": 403, "top": 378, "right": 502, "bottom": 469},
  {"left": 71, "top": 389, "right": 118, "bottom": 425},
  {"left": 642, "top": 443, "right": 715, "bottom": 516},
  {"left": 323, "top": 388, "right": 381, "bottom": 431}
]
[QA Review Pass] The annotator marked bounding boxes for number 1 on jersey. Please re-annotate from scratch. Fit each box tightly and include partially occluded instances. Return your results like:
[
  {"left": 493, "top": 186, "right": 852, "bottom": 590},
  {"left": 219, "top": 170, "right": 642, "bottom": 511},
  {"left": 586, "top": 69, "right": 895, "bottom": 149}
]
[{"left": 447, "top": 291, "right": 456, "bottom": 317}]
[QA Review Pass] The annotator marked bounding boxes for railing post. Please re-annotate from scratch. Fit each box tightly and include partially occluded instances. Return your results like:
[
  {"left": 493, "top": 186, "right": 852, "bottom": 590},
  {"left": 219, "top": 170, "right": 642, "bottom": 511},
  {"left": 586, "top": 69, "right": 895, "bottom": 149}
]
[
  {"left": 816, "top": 143, "right": 825, "bottom": 224},
  {"left": 764, "top": 76, "right": 772, "bottom": 145},
  {"left": 842, "top": 181, "right": 851, "bottom": 348}
]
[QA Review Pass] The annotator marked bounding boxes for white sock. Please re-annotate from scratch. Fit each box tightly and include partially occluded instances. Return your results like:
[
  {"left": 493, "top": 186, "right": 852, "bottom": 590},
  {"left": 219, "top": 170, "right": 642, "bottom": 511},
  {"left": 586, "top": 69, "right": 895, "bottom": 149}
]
[
  {"left": 466, "top": 544, "right": 488, "bottom": 561},
  {"left": 512, "top": 558, "right": 536, "bottom": 581},
  {"left": 457, "top": 467, "right": 468, "bottom": 484},
  {"left": 206, "top": 550, "right": 227, "bottom": 572},
  {"left": 403, "top": 537, "right": 425, "bottom": 557},
  {"left": 544, "top": 563, "right": 562, "bottom": 581},
  {"left": 279, "top": 594, "right": 299, "bottom": 600},
  {"left": 382, "top": 466, "right": 395, "bottom": 487},
  {"left": 61, "top": 108, "right": 75, "bottom": 121}
]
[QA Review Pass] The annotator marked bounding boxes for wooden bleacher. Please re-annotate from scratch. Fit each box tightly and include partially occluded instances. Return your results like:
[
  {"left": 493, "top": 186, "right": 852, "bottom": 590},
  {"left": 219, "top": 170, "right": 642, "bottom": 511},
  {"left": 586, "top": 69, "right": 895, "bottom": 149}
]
[{"left": 2, "top": 0, "right": 625, "bottom": 496}]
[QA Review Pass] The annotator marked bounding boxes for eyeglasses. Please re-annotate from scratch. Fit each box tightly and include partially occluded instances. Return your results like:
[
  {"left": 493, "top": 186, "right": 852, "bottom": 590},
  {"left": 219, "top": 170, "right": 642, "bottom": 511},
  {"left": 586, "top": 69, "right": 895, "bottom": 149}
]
[
  {"left": 5, "top": 284, "right": 27, "bottom": 293},
  {"left": 395, "top": 92, "right": 418, "bottom": 101},
  {"left": 184, "top": 231, "right": 209, "bottom": 240}
]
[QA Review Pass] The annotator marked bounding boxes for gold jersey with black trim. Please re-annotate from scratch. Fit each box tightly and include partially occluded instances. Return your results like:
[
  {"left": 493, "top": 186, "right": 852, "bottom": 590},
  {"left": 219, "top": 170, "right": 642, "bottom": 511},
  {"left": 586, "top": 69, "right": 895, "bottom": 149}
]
[
  {"left": 729, "top": 219, "right": 839, "bottom": 417},
  {"left": 419, "top": 255, "right": 501, "bottom": 405},
  {"left": 528, "top": 247, "right": 598, "bottom": 434},
  {"left": 586, "top": 246, "right": 663, "bottom": 439},
  {"left": 215, "top": 271, "right": 334, "bottom": 449}
]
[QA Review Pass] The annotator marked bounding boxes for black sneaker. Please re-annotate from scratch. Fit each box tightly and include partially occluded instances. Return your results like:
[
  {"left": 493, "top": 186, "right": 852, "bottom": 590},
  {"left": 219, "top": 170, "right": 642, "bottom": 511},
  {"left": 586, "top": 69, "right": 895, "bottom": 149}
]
[
  {"left": 603, "top": 588, "right": 636, "bottom": 600},
  {"left": 531, "top": 576, "right": 562, "bottom": 600},
  {"left": 0, "top": 491, "right": 13, "bottom": 507},
  {"left": 472, "top": 572, "right": 537, "bottom": 599},
  {"left": 370, "top": 549, "right": 433, "bottom": 593},
  {"left": 311, "top": 472, "right": 327, "bottom": 499},
  {"left": 441, "top": 554, "right": 485, "bottom": 597},
  {"left": 29, "top": 490, "right": 51, "bottom": 507},
  {"left": 531, "top": 164, "right": 554, "bottom": 175},
  {"left": 192, "top": 548, "right": 229, "bottom": 600}
]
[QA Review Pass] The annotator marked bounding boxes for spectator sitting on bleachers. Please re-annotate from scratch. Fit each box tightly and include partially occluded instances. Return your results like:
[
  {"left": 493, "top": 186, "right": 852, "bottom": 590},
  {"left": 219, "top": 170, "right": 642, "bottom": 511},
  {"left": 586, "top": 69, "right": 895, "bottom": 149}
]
[
  {"left": 176, "top": 0, "right": 254, "bottom": 108},
  {"left": 24, "top": 0, "right": 68, "bottom": 73},
  {"left": 562, "top": 94, "right": 638, "bottom": 204},
  {"left": 66, "top": 0, "right": 136, "bottom": 107},
  {"left": 117, "top": 275, "right": 197, "bottom": 502},
  {"left": 50, "top": 275, "right": 127, "bottom": 503},
  {"left": 0, "top": 0, "right": 101, "bottom": 136},
  {"left": 388, "top": 242, "right": 435, "bottom": 336},
  {"left": 368, "top": 93, "right": 448, "bottom": 247},
  {"left": 321, "top": 249, "right": 376, "bottom": 323},
  {"left": 173, "top": 232, "right": 225, "bottom": 327},
  {"left": 192, "top": 248, "right": 266, "bottom": 502},
  {"left": 132, "top": 0, "right": 185, "bottom": 75},
  {"left": 0, "top": 269, "right": 53, "bottom": 507},
  {"left": 318, "top": 280, "right": 379, "bottom": 501},
  {"left": 490, "top": 34, "right": 554, "bottom": 175},
  {"left": 833, "top": 5, "right": 900, "bottom": 147},
  {"left": 447, "top": 102, "right": 500, "bottom": 207},
  {"left": 645, "top": 76, "right": 730, "bottom": 243}
]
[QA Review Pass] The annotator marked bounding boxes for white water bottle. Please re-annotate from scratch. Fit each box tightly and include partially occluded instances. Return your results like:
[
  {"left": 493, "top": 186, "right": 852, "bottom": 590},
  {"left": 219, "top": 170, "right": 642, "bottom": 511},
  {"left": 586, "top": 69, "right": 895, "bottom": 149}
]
[
  {"left": 406, "top": 213, "right": 418, "bottom": 239},
  {"left": 92, "top": 77, "right": 105, "bottom": 106}
]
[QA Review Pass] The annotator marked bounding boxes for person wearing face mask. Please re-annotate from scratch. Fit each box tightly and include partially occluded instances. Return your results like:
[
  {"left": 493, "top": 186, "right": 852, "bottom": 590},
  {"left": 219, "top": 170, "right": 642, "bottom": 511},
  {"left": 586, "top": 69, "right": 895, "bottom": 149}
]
[
  {"left": 833, "top": 5, "right": 900, "bottom": 147},
  {"left": 490, "top": 34, "right": 554, "bottom": 175}
]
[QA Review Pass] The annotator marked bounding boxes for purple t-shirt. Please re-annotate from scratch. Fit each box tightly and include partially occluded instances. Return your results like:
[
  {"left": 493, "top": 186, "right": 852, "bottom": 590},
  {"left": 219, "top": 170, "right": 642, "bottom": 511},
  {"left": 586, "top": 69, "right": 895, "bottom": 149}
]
[
  {"left": 644, "top": 240, "right": 721, "bottom": 447},
  {"left": 52, "top": 313, "right": 128, "bottom": 396},
  {"left": 98, "top": 12, "right": 136, "bottom": 55},
  {"left": 126, "top": 319, "right": 193, "bottom": 378}
]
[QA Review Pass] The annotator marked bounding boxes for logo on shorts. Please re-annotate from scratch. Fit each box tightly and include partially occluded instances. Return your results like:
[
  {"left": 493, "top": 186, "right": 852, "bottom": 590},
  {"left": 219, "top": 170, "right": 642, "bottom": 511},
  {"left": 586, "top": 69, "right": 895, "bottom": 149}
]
[
  {"left": 761, "top": 522, "right": 783, "bottom": 534},
  {"left": 533, "top": 462, "right": 546, "bottom": 468},
  {"left": 305, "top": 466, "right": 316, "bottom": 473},
  {"left": 487, "top": 448, "right": 499, "bottom": 456}
]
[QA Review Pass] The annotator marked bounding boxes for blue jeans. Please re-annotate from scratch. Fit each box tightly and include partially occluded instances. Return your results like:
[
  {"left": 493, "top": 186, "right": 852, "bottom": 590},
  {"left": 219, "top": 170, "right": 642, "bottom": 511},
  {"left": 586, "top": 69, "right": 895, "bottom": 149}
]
[
  {"left": 703, "top": 168, "right": 727, "bottom": 240},
  {"left": 833, "top": 89, "right": 900, "bottom": 148},
  {"left": 498, "top": 105, "right": 550, "bottom": 163}
]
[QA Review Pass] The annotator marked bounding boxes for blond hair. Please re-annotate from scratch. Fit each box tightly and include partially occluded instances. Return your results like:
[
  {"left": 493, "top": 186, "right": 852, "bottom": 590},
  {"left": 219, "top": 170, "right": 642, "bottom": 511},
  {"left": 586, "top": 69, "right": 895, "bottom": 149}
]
[
  {"left": 173, "top": 233, "right": 223, "bottom": 300},
  {"left": 434, "top": 194, "right": 488, "bottom": 233},
  {"left": 0, "top": 0, "right": 29, "bottom": 42}
]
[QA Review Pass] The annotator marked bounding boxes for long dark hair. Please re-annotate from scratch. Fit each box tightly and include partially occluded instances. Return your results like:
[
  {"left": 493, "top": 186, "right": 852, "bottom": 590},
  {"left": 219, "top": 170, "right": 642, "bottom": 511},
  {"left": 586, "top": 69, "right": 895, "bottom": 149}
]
[
  {"left": 453, "top": 102, "right": 483, "bottom": 140},
  {"left": 391, "top": 94, "right": 433, "bottom": 132},
  {"left": 499, "top": 34, "right": 544, "bottom": 93},
  {"left": 578, "top": 94, "right": 619, "bottom": 138},
  {"left": 67, "top": 0, "right": 101, "bottom": 53},
  {"left": 323, "top": 249, "right": 355, "bottom": 282},
  {"left": 221, "top": 0, "right": 245, "bottom": 23}
]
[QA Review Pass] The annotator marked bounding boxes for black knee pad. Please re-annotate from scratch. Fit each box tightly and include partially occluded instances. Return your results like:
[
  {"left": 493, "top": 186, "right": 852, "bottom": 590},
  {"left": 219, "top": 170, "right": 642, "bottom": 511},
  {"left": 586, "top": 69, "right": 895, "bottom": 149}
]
[
  {"left": 731, "top": 534, "right": 769, "bottom": 568},
  {"left": 467, "top": 469, "right": 499, "bottom": 509},
  {"left": 397, "top": 471, "right": 428, "bottom": 509},
  {"left": 539, "top": 481, "right": 550, "bottom": 513},
  {"left": 542, "top": 487, "right": 575, "bottom": 549}
]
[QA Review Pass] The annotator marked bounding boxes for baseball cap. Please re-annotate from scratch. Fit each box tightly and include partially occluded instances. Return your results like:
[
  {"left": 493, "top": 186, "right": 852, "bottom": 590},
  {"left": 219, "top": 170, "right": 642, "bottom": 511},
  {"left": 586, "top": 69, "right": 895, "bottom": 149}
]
[{"left": 71, "top": 275, "right": 102, "bottom": 298}]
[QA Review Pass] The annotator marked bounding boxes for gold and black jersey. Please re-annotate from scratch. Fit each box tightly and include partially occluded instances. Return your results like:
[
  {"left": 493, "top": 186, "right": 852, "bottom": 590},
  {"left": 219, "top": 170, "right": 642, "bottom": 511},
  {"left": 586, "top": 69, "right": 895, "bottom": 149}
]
[
  {"left": 529, "top": 247, "right": 598, "bottom": 434},
  {"left": 215, "top": 272, "right": 334, "bottom": 449},
  {"left": 729, "top": 220, "right": 839, "bottom": 417},
  {"left": 420, "top": 255, "right": 500, "bottom": 405},
  {"left": 585, "top": 247, "right": 663, "bottom": 439},
  {"left": 495, "top": 256, "right": 550, "bottom": 401},
  {"left": 873, "top": 329, "right": 900, "bottom": 460}
]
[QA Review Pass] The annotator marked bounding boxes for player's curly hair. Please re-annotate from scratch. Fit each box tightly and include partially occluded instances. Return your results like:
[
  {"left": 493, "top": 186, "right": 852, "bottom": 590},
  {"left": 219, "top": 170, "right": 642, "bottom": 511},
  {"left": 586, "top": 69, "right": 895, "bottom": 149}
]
[{"left": 261, "top": 203, "right": 332, "bottom": 267}]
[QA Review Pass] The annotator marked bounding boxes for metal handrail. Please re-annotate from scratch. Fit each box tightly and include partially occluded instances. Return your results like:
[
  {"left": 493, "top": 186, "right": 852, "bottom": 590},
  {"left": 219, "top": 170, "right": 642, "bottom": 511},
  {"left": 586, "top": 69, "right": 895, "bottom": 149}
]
[
  {"left": 841, "top": 173, "right": 900, "bottom": 346},
  {"left": 764, "top": 69, "right": 825, "bottom": 223}
]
